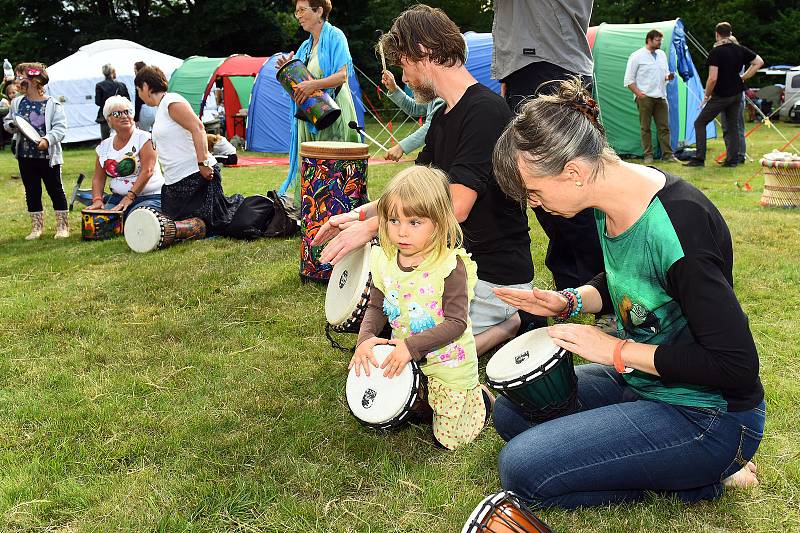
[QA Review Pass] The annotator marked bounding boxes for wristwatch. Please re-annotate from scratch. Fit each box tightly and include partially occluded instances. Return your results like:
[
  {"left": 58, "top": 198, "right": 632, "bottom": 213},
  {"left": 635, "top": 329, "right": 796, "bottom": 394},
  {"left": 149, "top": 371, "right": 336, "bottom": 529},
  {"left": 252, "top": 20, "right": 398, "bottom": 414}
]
[{"left": 198, "top": 158, "right": 213, "bottom": 168}]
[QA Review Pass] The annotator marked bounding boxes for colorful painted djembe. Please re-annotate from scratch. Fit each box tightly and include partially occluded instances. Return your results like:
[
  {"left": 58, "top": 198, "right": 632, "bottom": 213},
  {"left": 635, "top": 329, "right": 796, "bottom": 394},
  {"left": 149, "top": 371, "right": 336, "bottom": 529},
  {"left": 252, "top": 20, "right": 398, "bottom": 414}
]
[
  {"left": 81, "top": 209, "right": 123, "bottom": 241},
  {"left": 276, "top": 59, "right": 342, "bottom": 130},
  {"left": 299, "top": 141, "right": 369, "bottom": 282}
]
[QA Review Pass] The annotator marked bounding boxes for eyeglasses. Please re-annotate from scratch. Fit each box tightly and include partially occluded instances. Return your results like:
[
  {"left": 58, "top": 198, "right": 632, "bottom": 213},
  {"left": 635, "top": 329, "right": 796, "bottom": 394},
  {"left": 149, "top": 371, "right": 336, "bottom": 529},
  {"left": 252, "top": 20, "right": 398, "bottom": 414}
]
[
  {"left": 110, "top": 109, "right": 133, "bottom": 118},
  {"left": 294, "top": 6, "right": 317, "bottom": 17}
]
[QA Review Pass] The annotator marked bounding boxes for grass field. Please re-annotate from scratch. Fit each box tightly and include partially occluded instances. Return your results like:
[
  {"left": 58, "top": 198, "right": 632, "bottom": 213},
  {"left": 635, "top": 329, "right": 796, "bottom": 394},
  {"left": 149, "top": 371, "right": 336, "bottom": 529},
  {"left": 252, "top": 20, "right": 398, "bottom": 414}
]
[{"left": 0, "top": 120, "right": 799, "bottom": 532}]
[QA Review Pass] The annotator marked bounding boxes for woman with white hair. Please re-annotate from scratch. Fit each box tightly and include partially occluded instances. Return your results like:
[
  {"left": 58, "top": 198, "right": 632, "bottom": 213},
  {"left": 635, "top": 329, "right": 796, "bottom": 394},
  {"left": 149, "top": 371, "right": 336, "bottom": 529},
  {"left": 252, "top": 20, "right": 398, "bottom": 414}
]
[{"left": 87, "top": 95, "right": 163, "bottom": 218}]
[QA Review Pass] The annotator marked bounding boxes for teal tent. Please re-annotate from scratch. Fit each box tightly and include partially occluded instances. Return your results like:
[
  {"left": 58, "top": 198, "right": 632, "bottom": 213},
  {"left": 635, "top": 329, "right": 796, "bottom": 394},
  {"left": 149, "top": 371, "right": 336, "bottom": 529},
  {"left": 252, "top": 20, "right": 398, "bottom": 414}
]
[{"left": 589, "top": 19, "right": 715, "bottom": 156}]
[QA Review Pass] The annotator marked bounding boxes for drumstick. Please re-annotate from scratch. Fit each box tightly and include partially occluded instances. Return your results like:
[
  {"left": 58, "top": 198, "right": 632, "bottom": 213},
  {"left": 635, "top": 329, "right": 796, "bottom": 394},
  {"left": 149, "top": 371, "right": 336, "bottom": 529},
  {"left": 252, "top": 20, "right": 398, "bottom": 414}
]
[
  {"left": 348, "top": 121, "right": 389, "bottom": 151},
  {"left": 375, "top": 30, "right": 387, "bottom": 72}
]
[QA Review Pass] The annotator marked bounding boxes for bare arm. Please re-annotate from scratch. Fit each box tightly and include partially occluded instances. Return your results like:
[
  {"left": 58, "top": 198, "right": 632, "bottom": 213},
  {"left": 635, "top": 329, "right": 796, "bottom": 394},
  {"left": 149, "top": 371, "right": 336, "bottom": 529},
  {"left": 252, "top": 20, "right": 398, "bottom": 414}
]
[
  {"left": 168, "top": 100, "right": 211, "bottom": 164},
  {"left": 450, "top": 183, "right": 477, "bottom": 223},
  {"left": 703, "top": 66, "right": 719, "bottom": 101},
  {"left": 742, "top": 54, "right": 764, "bottom": 81},
  {"left": 131, "top": 138, "right": 157, "bottom": 195},
  {"left": 89, "top": 157, "right": 107, "bottom": 209}
]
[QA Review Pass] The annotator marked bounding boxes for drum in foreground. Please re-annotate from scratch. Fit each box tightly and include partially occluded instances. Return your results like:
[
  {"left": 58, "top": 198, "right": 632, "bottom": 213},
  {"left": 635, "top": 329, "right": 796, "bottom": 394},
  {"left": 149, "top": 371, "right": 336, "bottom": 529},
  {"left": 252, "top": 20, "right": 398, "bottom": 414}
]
[
  {"left": 81, "top": 209, "right": 123, "bottom": 241},
  {"left": 486, "top": 328, "right": 577, "bottom": 422},
  {"left": 325, "top": 243, "right": 372, "bottom": 334},
  {"left": 760, "top": 152, "right": 800, "bottom": 208},
  {"left": 124, "top": 207, "right": 206, "bottom": 253},
  {"left": 300, "top": 141, "right": 369, "bottom": 282},
  {"left": 276, "top": 59, "right": 342, "bottom": 130},
  {"left": 346, "top": 344, "right": 423, "bottom": 430},
  {"left": 462, "top": 491, "right": 554, "bottom": 533}
]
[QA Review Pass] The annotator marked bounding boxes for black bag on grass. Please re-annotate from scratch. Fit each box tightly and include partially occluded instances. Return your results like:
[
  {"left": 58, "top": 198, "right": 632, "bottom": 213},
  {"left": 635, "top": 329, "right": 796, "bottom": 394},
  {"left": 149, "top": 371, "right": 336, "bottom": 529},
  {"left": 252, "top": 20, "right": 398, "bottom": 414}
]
[
  {"left": 263, "top": 190, "right": 299, "bottom": 238},
  {"left": 223, "top": 194, "right": 275, "bottom": 240}
]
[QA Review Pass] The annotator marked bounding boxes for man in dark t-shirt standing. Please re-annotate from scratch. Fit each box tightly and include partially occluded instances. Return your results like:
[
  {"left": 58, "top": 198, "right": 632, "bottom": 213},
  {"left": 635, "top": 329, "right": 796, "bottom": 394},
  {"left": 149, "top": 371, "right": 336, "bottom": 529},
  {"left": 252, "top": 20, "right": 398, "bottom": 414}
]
[
  {"left": 315, "top": 4, "right": 534, "bottom": 354},
  {"left": 685, "top": 22, "right": 763, "bottom": 167}
]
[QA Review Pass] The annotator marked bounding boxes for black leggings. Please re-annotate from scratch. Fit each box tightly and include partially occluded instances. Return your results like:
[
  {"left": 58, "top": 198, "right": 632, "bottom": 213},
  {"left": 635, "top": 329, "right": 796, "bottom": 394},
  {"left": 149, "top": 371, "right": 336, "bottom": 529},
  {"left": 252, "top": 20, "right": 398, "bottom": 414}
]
[
  {"left": 215, "top": 154, "right": 238, "bottom": 166},
  {"left": 18, "top": 157, "right": 67, "bottom": 212}
]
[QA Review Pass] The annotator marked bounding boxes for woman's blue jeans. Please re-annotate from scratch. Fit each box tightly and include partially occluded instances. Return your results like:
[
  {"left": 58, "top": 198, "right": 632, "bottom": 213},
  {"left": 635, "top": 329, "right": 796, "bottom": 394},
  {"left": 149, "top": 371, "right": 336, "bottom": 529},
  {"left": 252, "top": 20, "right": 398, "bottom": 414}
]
[{"left": 494, "top": 363, "right": 765, "bottom": 509}]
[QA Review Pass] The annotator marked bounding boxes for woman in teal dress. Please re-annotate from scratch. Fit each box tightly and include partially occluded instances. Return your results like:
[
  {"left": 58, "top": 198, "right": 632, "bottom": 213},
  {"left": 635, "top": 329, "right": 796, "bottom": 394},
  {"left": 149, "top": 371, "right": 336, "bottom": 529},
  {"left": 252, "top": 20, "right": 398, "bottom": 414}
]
[{"left": 277, "top": 0, "right": 360, "bottom": 207}]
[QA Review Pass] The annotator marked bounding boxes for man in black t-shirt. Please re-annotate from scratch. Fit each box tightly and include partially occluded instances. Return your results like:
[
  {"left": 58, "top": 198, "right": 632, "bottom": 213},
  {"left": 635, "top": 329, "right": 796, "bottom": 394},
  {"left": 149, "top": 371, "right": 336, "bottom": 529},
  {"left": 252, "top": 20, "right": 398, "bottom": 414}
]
[
  {"left": 315, "top": 5, "right": 534, "bottom": 354},
  {"left": 685, "top": 22, "right": 763, "bottom": 167}
]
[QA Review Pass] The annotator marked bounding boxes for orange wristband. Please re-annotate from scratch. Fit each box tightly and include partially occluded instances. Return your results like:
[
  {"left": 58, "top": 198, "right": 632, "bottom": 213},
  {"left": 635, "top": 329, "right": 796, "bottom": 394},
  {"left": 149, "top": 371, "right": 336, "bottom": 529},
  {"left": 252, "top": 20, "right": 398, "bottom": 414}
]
[
  {"left": 358, "top": 209, "right": 366, "bottom": 221},
  {"left": 613, "top": 339, "right": 630, "bottom": 373}
]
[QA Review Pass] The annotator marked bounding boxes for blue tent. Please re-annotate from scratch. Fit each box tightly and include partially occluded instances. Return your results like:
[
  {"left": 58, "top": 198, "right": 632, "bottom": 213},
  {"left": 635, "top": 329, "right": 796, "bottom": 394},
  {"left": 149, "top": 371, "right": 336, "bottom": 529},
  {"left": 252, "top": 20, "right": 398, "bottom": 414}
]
[
  {"left": 246, "top": 54, "right": 366, "bottom": 153},
  {"left": 464, "top": 32, "right": 500, "bottom": 95}
]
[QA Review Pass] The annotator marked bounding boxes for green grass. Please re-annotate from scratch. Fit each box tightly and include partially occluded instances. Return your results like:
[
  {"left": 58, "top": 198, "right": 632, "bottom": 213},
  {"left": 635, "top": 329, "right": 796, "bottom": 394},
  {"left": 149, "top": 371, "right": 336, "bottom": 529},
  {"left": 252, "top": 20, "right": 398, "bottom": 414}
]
[{"left": 0, "top": 121, "right": 799, "bottom": 532}]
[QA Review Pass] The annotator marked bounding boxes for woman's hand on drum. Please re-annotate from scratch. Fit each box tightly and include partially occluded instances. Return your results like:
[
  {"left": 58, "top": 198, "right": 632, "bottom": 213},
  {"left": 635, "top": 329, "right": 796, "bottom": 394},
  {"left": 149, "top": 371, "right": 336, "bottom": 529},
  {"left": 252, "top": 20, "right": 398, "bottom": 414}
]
[
  {"left": 547, "top": 323, "right": 618, "bottom": 366},
  {"left": 381, "top": 70, "right": 398, "bottom": 93},
  {"left": 350, "top": 336, "right": 388, "bottom": 377},
  {"left": 275, "top": 52, "right": 294, "bottom": 69},
  {"left": 381, "top": 339, "right": 412, "bottom": 378},
  {"left": 493, "top": 286, "right": 568, "bottom": 317},
  {"left": 293, "top": 77, "right": 320, "bottom": 105},
  {"left": 112, "top": 196, "right": 132, "bottom": 211},
  {"left": 87, "top": 199, "right": 104, "bottom": 210}
]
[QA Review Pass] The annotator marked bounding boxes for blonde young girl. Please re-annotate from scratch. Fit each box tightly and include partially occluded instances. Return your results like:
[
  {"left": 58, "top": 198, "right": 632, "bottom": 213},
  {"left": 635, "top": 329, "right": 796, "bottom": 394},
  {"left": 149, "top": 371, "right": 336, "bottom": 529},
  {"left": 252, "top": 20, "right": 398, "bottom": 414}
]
[{"left": 350, "top": 166, "right": 493, "bottom": 450}]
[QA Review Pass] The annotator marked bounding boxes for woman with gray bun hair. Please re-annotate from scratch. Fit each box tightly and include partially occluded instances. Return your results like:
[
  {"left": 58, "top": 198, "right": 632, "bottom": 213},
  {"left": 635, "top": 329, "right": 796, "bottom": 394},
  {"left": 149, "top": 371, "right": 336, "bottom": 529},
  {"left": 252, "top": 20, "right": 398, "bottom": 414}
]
[
  {"left": 95, "top": 63, "right": 130, "bottom": 139},
  {"left": 489, "top": 77, "right": 765, "bottom": 508}
]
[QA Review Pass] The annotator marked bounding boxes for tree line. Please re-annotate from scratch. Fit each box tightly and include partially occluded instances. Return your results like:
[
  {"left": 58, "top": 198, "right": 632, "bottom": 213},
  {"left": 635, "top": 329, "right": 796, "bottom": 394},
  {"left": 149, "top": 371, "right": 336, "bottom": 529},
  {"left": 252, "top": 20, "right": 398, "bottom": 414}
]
[{"left": 0, "top": 0, "right": 797, "bottom": 85}]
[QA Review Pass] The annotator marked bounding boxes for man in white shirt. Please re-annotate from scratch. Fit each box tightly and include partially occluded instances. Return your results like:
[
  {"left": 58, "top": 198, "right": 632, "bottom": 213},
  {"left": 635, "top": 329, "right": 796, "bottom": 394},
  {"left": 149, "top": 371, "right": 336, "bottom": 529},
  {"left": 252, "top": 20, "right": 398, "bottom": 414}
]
[{"left": 624, "top": 30, "right": 678, "bottom": 164}]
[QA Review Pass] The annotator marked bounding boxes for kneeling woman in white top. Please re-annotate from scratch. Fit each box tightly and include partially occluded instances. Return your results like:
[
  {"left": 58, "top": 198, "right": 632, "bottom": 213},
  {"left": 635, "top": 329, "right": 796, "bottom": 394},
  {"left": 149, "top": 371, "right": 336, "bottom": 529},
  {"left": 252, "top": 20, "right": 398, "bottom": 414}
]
[
  {"left": 134, "top": 66, "right": 243, "bottom": 234},
  {"left": 87, "top": 95, "right": 164, "bottom": 220},
  {"left": 206, "top": 133, "right": 238, "bottom": 166}
]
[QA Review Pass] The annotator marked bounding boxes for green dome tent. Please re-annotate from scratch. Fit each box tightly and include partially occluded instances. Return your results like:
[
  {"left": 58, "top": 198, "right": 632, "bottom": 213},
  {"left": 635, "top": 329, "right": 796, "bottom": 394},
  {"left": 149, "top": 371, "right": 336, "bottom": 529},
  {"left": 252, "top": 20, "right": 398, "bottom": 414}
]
[
  {"left": 167, "top": 56, "right": 225, "bottom": 114},
  {"left": 589, "top": 19, "right": 715, "bottom": 157}
]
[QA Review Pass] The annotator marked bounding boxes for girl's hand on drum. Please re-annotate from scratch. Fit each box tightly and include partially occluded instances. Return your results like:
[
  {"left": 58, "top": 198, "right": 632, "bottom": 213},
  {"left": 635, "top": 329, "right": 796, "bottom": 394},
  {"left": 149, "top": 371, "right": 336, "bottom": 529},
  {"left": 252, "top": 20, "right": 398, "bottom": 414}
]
[
  {"left": 381, "top": 339, "right": 412, "bottom": 378},
  {"left": 276, "top": 52, "right": 294, "bottom": 69},
  {"left": 493, "top": 286, "right": 567, "bottom": 317},
  {"left": 350, "top": 337, "right": 387, "bottom": 377},
  {"left": 547, "top": 323, "right": 617, "bottom": 366},
  {"left": 381, "top": 70, "right": 398, "bottom": 93}
]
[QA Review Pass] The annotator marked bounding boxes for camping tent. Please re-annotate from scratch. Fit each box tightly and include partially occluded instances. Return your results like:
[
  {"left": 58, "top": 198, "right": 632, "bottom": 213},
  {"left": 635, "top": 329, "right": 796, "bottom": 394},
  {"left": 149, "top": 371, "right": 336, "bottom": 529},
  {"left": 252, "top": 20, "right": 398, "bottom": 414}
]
[
  {"left": 47, "top": 39, "right": 182, "bottom": 143},
  {"left": 464, "top": 32, "right": 501, "bottom": 95},
  {"left": 167, "top": 56, "right": 226, "bottom": 115},
  {"left": 590, "top": 19, "right": 714, "bottom": 156},
  {"left": 246, "top": 54, "right": 366, "bottom": 153}
]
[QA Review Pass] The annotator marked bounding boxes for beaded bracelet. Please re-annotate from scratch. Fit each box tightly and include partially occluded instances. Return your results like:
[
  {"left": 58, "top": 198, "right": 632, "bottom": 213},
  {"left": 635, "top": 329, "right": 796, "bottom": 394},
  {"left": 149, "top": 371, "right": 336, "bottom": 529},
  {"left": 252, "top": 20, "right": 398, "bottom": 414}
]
[
  {"left": 560, "top": 288, "right": 583, "bottom": 319},
  {"left": 557, "top": 290, "right": 575, "bottom": 319}
]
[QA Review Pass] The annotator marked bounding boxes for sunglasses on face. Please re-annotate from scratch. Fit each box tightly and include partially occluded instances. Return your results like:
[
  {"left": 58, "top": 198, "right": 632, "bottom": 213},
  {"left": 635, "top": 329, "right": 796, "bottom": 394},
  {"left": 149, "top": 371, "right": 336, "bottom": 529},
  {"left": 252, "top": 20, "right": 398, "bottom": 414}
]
[
  {"left": 110, "top": 109, "right": 133, "bottom": 118},
  {"left": 294, "top": 6, "right": 317, "bottom": 16}
]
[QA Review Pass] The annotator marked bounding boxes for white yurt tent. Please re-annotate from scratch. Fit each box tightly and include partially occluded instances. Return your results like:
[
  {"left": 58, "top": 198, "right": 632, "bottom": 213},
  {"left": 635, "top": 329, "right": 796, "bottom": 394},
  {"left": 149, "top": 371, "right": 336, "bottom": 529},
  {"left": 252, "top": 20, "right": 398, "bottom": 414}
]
[{"left": 47, "top": 39, "right": 182, "bottom": 143}]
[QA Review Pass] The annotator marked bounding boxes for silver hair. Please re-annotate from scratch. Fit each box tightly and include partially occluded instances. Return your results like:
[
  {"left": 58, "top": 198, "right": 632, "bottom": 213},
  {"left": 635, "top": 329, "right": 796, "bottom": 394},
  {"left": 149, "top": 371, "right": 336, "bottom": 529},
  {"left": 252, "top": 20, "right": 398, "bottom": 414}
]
[
  {"left": 492, "top": 77, "right": 619, "bottom": 204},
  {"left": 103, "top": 95, "right": 134, "bottom": 120},
  {"left": 101, "top": 63, "right": 114, "bottom": 78}
]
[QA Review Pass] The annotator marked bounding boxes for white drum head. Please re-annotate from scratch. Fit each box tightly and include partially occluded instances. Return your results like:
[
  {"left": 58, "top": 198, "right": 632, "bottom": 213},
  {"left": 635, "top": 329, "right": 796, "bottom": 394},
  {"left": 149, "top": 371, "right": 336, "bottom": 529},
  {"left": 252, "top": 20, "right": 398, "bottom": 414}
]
[
  {"left": 346, "top": 344, "right": 414, "bottom": 425},
  {"left": 486, "top": 328, "right": 561, "bottom": 384},
  {"left": 14, "top": 116, "right": 42, "bottom": 143},
  {"left": 124, "top": 208, "right": 163, "bottom": 253},
  {"left": 326, "top": 243, "right": 371, "bottom": 326}
]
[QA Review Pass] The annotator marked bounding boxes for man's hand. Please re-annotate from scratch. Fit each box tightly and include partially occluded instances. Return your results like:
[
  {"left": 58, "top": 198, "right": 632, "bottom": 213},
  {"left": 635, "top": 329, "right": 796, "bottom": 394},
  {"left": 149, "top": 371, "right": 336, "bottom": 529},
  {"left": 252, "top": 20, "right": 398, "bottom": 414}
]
[{"left": 381, "top": 70, "right": 398, "bottom": 93}]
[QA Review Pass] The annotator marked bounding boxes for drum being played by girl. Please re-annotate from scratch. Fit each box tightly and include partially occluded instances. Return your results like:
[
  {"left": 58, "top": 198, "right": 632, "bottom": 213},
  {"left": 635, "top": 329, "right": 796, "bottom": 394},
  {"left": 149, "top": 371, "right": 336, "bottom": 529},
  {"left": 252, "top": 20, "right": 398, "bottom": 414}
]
[
  {"left": 486, "top": 328, "right": 578, "bottom": 422},
  {"left": 462, "top": 491, "right": 554, "bottom": 533},
  {"left": 81, "top": 209, "right": 123, "bottom": 241},
  {"left": 124, "top": 207, "right": 206, "bottom": 253},
  {"left": 346, "top": 344, "right": 425, "bottom": 431},
  {"left": 300, "top": 141, "right": 369, "bottom": 282},
  {"left": 276, "top": 59, "right": 342, "bottom": 130}
]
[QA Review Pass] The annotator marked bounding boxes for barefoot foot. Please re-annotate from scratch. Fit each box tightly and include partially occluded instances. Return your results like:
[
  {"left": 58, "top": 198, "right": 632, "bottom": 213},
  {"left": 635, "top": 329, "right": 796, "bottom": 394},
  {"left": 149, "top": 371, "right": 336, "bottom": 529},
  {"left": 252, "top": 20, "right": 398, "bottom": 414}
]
[{"left": 722, "top": 461, "right": 758, "bottom": 488}]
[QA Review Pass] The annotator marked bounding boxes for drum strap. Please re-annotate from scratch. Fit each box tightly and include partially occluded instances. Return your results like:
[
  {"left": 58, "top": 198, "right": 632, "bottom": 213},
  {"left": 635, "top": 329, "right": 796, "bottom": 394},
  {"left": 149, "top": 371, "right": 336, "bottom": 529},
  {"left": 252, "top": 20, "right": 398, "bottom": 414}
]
[{"left": 325, "top": 323, "right": 356, "bottom": 353}]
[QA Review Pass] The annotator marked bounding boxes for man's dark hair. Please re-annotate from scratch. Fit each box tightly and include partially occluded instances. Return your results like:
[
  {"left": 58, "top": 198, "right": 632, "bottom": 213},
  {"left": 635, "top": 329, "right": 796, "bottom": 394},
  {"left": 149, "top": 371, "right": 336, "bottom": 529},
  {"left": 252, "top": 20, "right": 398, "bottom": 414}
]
[
  {"left": 716, "top": 22, "right": 732, "bottom": 38},
  {"left": 378, "top": 4, "right": 466, "bottom": 68},
  {"left": 645, "top": 29, "right": 663, "bottom": 43}
]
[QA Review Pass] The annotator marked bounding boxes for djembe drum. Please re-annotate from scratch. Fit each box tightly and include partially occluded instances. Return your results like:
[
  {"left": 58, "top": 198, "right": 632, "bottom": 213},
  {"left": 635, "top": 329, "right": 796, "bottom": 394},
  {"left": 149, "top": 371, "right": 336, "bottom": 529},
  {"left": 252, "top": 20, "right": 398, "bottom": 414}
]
[
  {"left": 276, "top": 59, "right": 342, "bottom": 130},
  {"left": 124, "top": 207, "right": 206, "bottom": 253},
  {"left": 299, "top": 141, "right": 369, "bottom": 282},
  {"left": 81, "top": 209, "right": 123, "bottom": 241},
  {"left": 760, "top": 152, "right": 800, "bottom": 208}
]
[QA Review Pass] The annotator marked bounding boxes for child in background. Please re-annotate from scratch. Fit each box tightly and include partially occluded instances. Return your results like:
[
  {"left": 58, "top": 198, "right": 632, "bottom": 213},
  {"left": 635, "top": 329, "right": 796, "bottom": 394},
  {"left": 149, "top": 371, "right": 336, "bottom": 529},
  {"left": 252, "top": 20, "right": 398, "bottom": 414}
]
[
  {"left": 206, "top": 133, "right": 238, "bottom": 166},
  {"left": 350, "top": 166, "right": 493, "bottom": 450},
  {"left": 2, "top": 62, "right": 69, "bottom": 239},
  {"left": 380, "top": 69, "right": 444, "bottom": 161}
]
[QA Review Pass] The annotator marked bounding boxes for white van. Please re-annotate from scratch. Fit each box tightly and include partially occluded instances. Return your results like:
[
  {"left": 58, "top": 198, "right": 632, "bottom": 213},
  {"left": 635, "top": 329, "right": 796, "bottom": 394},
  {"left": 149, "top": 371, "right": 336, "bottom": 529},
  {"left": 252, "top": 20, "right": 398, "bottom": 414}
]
[{"left": 782, "top": 68, "right": 800, "bottom": 121}]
